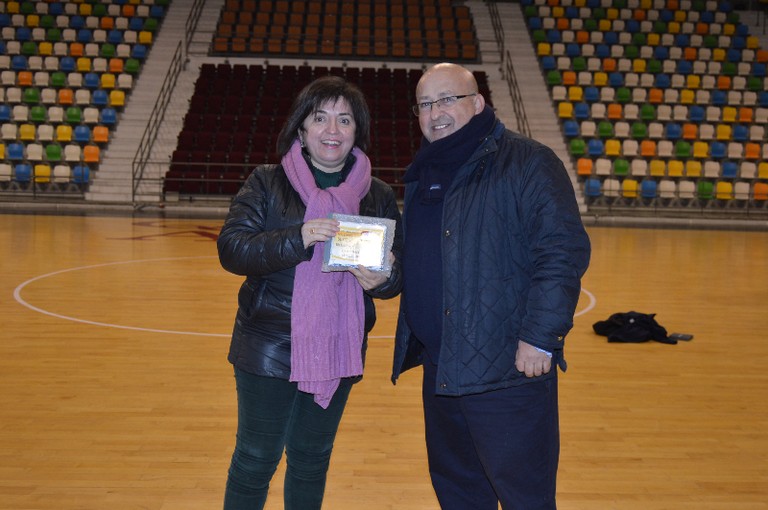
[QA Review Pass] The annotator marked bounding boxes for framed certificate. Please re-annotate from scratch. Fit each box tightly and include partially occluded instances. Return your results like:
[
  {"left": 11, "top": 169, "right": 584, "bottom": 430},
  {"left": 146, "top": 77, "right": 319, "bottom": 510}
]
[{"left": 322, "top": 213, "right": 396, "bottom": 276}]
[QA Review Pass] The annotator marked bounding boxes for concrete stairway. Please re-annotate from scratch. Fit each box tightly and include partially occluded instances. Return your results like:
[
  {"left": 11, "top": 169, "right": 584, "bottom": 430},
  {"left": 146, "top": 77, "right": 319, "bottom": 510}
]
[{"left": 85, "top": 0, "right": 223, "bottom": 204}]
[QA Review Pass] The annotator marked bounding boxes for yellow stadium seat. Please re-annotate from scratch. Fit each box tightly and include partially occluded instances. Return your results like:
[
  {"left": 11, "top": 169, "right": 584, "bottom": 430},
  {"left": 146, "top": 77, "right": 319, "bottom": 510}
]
[
  {"left": 622, "top": 178, "right": 639, "bottom": 198},
  {"left": 55, "top": 124, "right": 72, "bottom": 142},
  {"left": 716, "top": 124, "right": 732, "bottom": 141},
  {"left": 605, "top": 139, "right": 621, "bottom": 157},
  {"left": 33, "top": 163, "right": 52, "bottom": 183},
  {"left": 716, "top": 181, "right": 733, "bottom": 200},
  {"left": 109, "top": 89, "right": 125, "bottom": 107},
  {"left": 19, "top": 123, "right": 36, "bottom": 141},
  {"left": 667, "top": 160, "right": 684, "bottom": 177},
  {"left": 759, "top": 162, "right": 768, "bottom": 180},
  {"left": 685, "top": 160, "right": 702, "bottom": 177},
  {"left": 100, "top": 73, "right": 116, "bottom": 89},
  {"left": 138, "top": 31, "right": 153, "bottom": 45},
  {"left": 649, "top": 159, "right": 666, "bottom": 177},
  {"left": 721, "top": 107, "right": 737, "bottom": 123},
  {"left": 693, "top": 141, "right": 709, "bottom": 158},
  {"left": 558, "top": 102, "right": 574, "bottom": 119}
]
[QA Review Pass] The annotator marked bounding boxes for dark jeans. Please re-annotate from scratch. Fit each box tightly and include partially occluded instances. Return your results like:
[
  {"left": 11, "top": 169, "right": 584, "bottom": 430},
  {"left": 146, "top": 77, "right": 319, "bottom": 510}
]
[
  {"left": 422, "top": 362, "right": 560, "bottom": 510},
  {"left": 223, "top": 368, "right": 353, "bottom": 510}
]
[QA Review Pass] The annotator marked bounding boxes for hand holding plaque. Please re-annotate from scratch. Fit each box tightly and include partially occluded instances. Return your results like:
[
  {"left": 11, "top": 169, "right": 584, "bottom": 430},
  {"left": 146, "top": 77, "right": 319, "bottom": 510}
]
[{"left": 322, "top": 213, "right": 396, "bottom": 277}]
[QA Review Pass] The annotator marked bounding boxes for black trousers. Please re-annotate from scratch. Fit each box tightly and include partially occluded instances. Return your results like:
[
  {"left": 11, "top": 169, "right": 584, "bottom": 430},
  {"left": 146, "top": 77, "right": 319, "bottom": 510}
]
[{"left": 422, "top": 362, "right": 560, "bottom": 510}]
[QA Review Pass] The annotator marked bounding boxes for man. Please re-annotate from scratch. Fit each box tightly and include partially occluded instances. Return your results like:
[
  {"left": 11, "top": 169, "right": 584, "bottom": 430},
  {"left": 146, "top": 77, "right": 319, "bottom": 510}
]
[{"left": 391, "top": 63, "right": 591, "bottom": 509}]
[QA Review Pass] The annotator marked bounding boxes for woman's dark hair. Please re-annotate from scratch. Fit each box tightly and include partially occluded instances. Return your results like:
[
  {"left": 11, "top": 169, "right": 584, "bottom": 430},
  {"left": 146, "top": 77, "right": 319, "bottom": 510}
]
[{"left": 276, "top": 75, "right": 371, "bottom": 156}]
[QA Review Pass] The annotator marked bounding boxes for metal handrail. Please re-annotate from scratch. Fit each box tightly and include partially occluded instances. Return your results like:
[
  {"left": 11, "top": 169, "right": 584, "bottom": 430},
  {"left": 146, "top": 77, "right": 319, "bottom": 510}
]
[
  {"left": 131, "top": 40, "right": 184, "bottom": 203},
  {"left": 487, "top": 1, "right": 531, "bottom": 138},
  {"left": 131, "top": 0, "right": 206, "bottom": 204}
]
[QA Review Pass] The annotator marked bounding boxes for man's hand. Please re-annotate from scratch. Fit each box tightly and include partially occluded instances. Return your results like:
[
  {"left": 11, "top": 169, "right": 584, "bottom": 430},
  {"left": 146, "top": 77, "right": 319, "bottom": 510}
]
[
  {"left": 348, "top": 252, "right": 395, "bottom": 291},
  {"left": 515, "top": 340, "right": 552, "bottom": 378}
]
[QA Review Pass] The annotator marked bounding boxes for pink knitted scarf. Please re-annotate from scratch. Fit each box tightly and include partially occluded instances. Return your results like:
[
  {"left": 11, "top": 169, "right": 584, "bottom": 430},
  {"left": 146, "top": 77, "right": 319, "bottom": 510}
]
[{"left": 282, "top": 139, "right": 372, "bottom": 408}]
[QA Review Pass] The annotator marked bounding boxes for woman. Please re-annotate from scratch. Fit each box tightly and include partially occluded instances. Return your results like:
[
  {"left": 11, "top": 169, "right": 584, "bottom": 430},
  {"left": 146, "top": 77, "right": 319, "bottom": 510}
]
[{"left": 218, "top": 75, "right": 403, "bottom": 509}]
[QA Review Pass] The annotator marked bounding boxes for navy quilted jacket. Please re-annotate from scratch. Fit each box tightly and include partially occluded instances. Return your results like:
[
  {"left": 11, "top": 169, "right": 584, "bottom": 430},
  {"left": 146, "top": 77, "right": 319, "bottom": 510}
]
[{"left": 391, "top": 121, "right": 591, "bottom": 396}]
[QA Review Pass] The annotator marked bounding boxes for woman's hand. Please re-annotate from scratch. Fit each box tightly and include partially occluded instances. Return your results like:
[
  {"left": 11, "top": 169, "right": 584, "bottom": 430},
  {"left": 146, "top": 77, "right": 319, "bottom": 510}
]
[
  {"left": 302, "top": 219, "right": 340, "bottom": 249},
  {"left": 349, "top": 252, "right": 395, "bottom": 290}
]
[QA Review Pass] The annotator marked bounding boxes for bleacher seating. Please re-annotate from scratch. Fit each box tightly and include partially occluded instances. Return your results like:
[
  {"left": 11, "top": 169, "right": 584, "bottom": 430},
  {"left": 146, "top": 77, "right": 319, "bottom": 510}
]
[
  {"left": 165, "top": 62, "right": 492, "bottom": 199},
  {"left": 524, "top": 0, "right": 768, "bottom": 210},
  {"left": 211, "top": 0, "right": 478, "bottom": 62},
  {"left": 4, "top": 0, "right": 765, "bottom": 214},
  {"left": 0, "top": 0, "right": 167, "bottom": 193}
]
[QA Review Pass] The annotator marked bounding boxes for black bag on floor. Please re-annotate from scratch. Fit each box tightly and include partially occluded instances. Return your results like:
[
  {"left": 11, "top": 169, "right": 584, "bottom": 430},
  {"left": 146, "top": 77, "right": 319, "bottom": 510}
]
[{"left": 592, "top": 311, "right": 677, "bottom": 344}]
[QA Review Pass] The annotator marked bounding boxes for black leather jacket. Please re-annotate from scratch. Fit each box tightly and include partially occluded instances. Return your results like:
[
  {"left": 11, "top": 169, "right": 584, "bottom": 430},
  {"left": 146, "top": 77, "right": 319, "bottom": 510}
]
[{"left": 218, "top": 164, "right": 403, "bottom": 379}]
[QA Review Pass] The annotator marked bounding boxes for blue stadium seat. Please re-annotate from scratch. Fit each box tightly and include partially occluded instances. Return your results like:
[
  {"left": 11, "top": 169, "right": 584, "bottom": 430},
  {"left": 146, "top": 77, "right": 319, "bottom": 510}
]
[
  {"left": 77, "top": 29, "right": 93, "bottom": 43},
  {"left": 654, "top": 46, "right": 669, "bottom": 60},
  {"left": 8, "top": 143, "right": 25, "bottom": 160},
  {"left": 584, "top": 178, "right": 601, "bottom": 199},
  {"left": 131, "top": 44, "right": 148, "bottom": 59},
  {"left": 574, "top": 102, "right": 590, "bottom": 120},
  {"left": 60, "top": 56, "right": 76, "bottom": 72},
  {"left": 100, "top": 107, "right": 117, "bottom": 126},
  {"left": 73, "top": 125, "right": 91, "bottom": 143},
  {"left": 72, "top": 164, "right": 90, "bottom": 184},
  {"left": 92, "top": 89, "right": 108, "bottom": 107},
  {"left": 107, "top": 30, "right": 123, "bottom": 44},
  {"left": 129, "top": 17, "right": 144, "bottom": 31},
  {"left": 83, "top": 72, "right": 100, "bottom": 88},
  {"left": 722, "top": 161, "right": 738, "bottom": 178},
  {"left": 710, "top": 142, "right": 727, "bottom": 159},
  {"left": 675, "top": 34, "right": 690, "bottom": 47},
  {"left": 16, "top": 27, "right": 32, "bottom": 42},
  {"left": 588, "top": 139, "right": 604, "bottom": 157},
  {"left": 665, "top": 123, "right": 682, "bottom": 140},
  {"left": 563, "top": 120, "right": 579, "bottom": 138},
  {"left": 689, "top": 106, "right": 705, "bottom": 123},
  {"left": 733, "top": 124, "right": 749, "bottom": 142},
  {"left": 711, "top": 90, "right": 727, "bottom": 106},
  {"left": 12, "top": 55, "right": 28, "bottom": 71},
  {"left": 677, "top": 61, "right": 693, "bottom": 75},
  {"left": 654, "top": 74, "right": 670, "bottom": 88},
  {"left": 14, "top": 163, "right": 32, "bottom": 183},
  {"left": 69, "top": 15, "right": 85, "bottom": 30},
  {"left": 641, "top": 180, "right": 657, "bottom": 200}
]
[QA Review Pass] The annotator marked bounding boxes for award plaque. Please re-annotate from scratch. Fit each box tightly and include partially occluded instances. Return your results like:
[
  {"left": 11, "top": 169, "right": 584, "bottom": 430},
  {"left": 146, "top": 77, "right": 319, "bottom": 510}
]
[{"left": 322, "top": 213, "right": 396, "bottom": 276}]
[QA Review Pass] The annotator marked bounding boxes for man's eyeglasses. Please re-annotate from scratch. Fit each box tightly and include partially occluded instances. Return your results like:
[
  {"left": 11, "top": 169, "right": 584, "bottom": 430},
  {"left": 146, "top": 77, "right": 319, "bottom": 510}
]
[{"left": 412, "top": 94, "right": 477, "bottom": 116}]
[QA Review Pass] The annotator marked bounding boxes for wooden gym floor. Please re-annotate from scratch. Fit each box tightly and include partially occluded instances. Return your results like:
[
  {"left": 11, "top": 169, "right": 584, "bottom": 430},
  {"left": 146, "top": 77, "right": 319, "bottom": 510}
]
[{"left": 0, "top": 212, "right": 766, "bottom": 509}]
